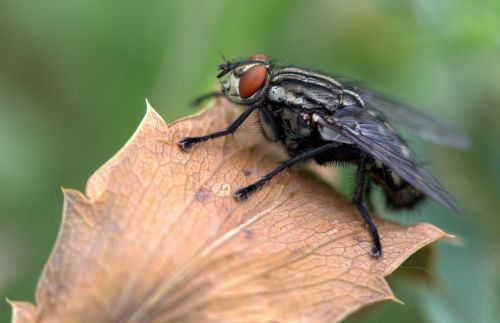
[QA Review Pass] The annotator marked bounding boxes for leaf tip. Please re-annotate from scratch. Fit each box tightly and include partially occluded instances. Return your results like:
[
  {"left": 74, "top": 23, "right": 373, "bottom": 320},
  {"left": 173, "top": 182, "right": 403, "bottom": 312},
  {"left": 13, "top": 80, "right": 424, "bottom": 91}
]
[
  {"left": 85, "top": 100, "right": 168, "bottom": 199},
  {"left": 61, "top": 187, "right": 88, "bottom": 202},
  {"left": 7, "top": 299, "right": 38, "bottom": 323},
  {"left": 392, "top": 297, "right": 405, "bottom": 305},
  {"left": 143, "top": 98, "right": 166, "bottom": 127},
  {"left": 442, "top": 233, "right": 465, "bottom": 247}
]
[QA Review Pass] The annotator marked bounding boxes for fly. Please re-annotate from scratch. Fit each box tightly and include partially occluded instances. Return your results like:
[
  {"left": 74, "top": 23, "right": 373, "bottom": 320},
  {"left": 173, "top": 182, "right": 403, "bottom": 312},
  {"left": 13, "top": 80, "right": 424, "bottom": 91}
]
[{"left": 178, "top": 54, "right": 469, "bottom": 258}]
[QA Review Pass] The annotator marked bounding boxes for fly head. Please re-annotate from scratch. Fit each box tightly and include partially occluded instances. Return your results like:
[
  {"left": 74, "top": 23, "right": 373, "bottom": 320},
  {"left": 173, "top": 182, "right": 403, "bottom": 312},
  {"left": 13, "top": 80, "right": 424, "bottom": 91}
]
[{"left": 218, "top": 54, "right": 271, "bottom": 105}]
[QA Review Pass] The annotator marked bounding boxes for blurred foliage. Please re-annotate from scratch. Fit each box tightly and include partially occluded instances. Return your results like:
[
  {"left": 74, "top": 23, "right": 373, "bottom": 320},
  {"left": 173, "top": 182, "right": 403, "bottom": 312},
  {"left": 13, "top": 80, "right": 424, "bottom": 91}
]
[{"left": 0, "top": 0, "right": 498, "bottom": 322}]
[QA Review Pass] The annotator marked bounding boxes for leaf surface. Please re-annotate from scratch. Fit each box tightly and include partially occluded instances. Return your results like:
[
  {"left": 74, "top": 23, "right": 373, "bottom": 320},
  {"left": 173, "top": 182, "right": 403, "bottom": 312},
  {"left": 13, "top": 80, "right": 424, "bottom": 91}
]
[{"left": 10, "top": 99, "right": 448, "bottom": 323}]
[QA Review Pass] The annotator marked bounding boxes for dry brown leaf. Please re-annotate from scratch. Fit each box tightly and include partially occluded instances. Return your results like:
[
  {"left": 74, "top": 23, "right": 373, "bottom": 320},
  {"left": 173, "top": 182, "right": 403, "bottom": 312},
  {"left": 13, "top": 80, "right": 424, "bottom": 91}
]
[{"left": 10, "top": 99, "right": 449, "bottom": 323}]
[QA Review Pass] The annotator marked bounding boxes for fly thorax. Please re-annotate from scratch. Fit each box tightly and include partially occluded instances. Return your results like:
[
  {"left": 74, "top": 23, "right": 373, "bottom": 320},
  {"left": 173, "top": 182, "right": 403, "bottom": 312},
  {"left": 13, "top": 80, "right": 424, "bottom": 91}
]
[
  {"left": 341, "top": 89, "right": 365, "bottom": 107},
  {"left": 281, "top": 108, "right": 313, "bottom": 138},
  {"left": 313, "top": 113, "right": 353, "bottom": 144},
  {"left": 267, "top": 85, "right": 309, "bottom": 107}
]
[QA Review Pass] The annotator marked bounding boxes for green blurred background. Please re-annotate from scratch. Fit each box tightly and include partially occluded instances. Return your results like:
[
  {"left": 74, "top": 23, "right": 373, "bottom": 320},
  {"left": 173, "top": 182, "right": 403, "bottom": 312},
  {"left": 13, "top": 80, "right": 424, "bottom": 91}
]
[{"left": 1, "top": 0, "right": 499, "bottom": 322}]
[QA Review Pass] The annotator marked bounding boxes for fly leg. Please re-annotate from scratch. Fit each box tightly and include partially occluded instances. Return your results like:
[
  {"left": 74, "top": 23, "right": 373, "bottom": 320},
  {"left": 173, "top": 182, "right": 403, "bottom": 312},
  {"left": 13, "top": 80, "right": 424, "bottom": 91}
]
[
  {"left": 189, "top": 92, "right": 224, "bottom": 107},
  {"left": 233, "top": 143, "right": 337, "bottom": 201},
  {"left": 364, "top": 177, "right": 375, "bottom": 212},
  {"left": 354, "top": 157, "right": 382, "bottom": 258},
  {"left": 177, "top": 103, "right": 260, "bottom": 151}
]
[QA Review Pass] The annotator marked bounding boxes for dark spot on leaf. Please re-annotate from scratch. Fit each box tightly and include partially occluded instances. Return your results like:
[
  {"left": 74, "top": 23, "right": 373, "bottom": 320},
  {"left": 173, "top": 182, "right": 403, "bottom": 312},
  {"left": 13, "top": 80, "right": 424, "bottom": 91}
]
[
  {"left": 292, "top": 248, "right": 306, "bottom": 256},
  {"left": 195, "top": 187, "right": 209, "bottom": 202},
  {"left": 244, "top": 229, "right": 254, "bottom": 240},
  {"left": 352, "top": 235, "right": 364, "bottom": 243}
]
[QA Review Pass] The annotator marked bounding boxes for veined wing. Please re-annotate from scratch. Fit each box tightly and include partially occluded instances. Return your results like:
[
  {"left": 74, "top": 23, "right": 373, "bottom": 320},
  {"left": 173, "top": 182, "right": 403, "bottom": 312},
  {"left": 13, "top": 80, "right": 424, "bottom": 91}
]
[
  {"left": 346, "top": 83, "right": 470, "bottom": 149},
  {"left": 318, "top": 106, "right": 462, "bottom": 213}
]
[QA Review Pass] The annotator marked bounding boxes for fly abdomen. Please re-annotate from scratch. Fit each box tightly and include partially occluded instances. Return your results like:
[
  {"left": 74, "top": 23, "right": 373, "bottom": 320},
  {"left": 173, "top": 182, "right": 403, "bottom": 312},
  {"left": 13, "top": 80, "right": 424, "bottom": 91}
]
[
  {"left": 366, "top": 160, "right": 424, "bottom": 209},
  {"left": 381, "top": 182, "right": 425, "bottom": 209}
]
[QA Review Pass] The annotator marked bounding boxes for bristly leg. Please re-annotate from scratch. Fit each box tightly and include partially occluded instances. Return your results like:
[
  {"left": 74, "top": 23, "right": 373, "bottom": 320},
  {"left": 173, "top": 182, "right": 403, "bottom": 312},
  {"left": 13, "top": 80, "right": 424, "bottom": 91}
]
[
  {"left": 177, "top": 103, "right": 261, "bottom": 151},
  {"left": 233, "top": 143, "right": 337, "bottom": 201},
  {"left": 364, "top": 177, "right": 375, "bottom": 212},
  {"left": 354, "top": 157, "right": 382, "bottom": 258}
]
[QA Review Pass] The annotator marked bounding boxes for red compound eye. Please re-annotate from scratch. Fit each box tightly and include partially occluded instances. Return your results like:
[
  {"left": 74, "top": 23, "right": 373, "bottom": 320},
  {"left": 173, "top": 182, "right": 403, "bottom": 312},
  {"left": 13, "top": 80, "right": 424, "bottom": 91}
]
[
  {"left": 249, "top": 53, "right": 269, "bottom": 61},
  {"left": 239, "top": 65, "right": 267, "bottom": 98}
]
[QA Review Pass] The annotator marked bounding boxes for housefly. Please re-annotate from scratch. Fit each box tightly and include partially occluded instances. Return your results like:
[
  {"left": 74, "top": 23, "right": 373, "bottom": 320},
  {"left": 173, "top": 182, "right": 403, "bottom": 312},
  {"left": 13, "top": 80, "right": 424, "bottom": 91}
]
[{"left": 178, "top": 54, "right": 469, "bottom": 258}]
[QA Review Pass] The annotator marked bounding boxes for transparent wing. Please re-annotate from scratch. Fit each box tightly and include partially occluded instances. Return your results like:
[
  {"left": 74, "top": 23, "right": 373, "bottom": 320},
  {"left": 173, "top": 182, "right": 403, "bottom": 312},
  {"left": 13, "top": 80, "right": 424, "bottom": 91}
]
[
  {"left": 321, "top": 106, "right": 462, "bottom": 213},
  {"left": 345, "top": 83, "right": 470, "bottom": 149}
]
